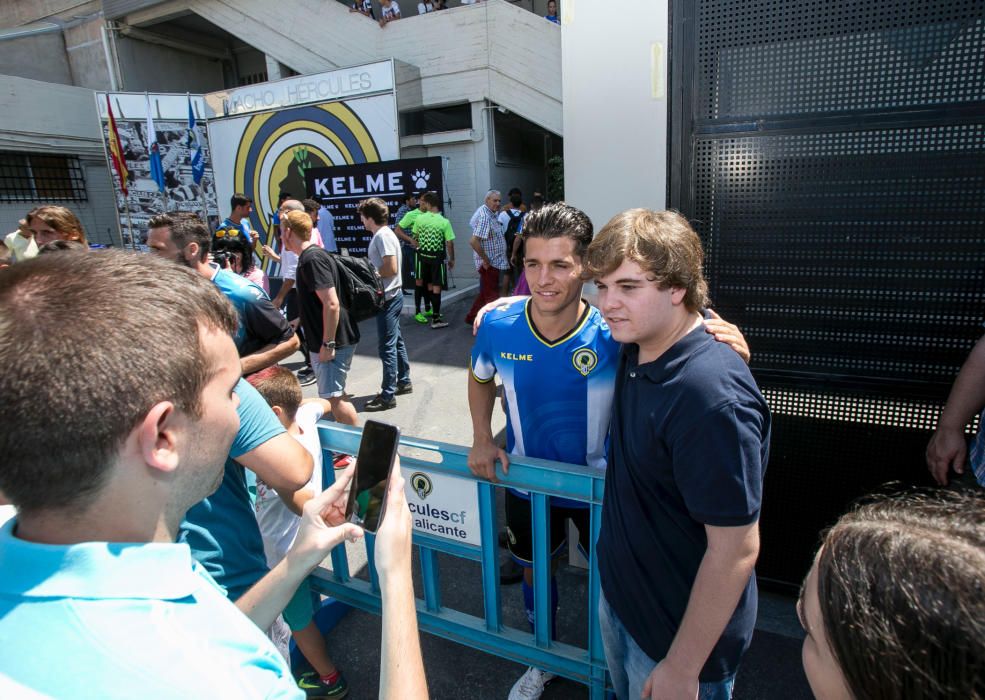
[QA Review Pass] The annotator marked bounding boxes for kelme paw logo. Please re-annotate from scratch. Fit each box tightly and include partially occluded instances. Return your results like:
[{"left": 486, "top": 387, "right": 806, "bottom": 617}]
[{"left": 412, "top": 169, "right": 431, "bottom": 189}]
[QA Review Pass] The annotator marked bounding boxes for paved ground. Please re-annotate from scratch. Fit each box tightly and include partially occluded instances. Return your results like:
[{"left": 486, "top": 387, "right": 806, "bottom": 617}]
[{"left": 285, "top": 287, "right": 812, "bottom": 699}]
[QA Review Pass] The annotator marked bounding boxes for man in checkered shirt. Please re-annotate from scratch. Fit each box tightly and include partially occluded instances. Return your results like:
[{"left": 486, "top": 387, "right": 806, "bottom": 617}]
[{"left": 465, "top": 189, "right": 510, "bottom": 324}]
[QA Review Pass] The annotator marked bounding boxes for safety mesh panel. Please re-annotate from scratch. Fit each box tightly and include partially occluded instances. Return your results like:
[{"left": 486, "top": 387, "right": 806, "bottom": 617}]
[
  {"left": 695, "top": 124, "right": 985, "bottom": 394},
  {"left": 697, "top": 1, "right": 985, "bottom": 119},
  {"left": 678, "top": 0, "right": 985, "bottom": 587}
]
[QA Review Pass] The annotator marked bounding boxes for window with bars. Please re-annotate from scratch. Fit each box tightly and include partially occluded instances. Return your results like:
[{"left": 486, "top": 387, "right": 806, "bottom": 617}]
[{"left": 0, "top": 152, "right": 87, "bottom": 203}]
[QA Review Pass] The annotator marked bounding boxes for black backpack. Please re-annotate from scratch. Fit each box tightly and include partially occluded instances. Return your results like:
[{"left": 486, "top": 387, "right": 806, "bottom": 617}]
[
  {"left": 330, "top": 252, "right": 386, "bottom": 322},
  {"left": 503, "top": 209, "right": 524, "bottom": 252}
]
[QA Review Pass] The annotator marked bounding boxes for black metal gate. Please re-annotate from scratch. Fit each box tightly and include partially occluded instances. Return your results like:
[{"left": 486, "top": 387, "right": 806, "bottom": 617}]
[{"left": 669, "top": 0, "right": 985, "bottom": 588}]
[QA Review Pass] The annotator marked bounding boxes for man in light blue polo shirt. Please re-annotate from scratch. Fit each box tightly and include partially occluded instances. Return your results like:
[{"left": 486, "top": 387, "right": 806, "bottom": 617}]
[{"left": 0, "top": 251, "right": 429, "bottom": 699}]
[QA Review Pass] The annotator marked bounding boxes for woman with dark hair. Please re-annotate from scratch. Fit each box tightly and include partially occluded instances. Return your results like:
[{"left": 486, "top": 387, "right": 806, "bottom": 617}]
[
  {"left": 213, "top": 236, "right": 269, "bottom": 293},
  {"left": 798, "top": 489, "right": 985, "bottom": 699}
]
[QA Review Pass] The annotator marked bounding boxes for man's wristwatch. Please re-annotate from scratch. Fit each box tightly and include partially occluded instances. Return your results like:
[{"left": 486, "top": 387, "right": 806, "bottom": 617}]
[{"left": 322, "top": 340, "right": 336, "bottom": 350}]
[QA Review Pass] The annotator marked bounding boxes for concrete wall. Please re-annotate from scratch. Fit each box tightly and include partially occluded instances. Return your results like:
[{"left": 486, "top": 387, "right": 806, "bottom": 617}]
[
  {"left": 63, "top": 18, "right": 114, "bottom": 90},
  {"left": 0, "top": 75, "right": 121, "bottom": 246},
  {"left": 0, "top": 33, "right": 75, "bottom": 85},
  {"left": 116, "top": 35, "right": 225, "bottom": 92},
  {"left": 1, "top": 0, "right": 101, "bottom": 26},
  {"left": 184, "top": 0, "right": 561, "bottom": 134},
  {"left": 562, "top": 0, "right": 669, "bottom": 226}
]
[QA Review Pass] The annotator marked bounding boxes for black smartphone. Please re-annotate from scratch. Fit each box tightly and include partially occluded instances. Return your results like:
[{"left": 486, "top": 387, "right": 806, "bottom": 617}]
[{"left": 345, "top": 420, "right": 401, "bottom": 534}]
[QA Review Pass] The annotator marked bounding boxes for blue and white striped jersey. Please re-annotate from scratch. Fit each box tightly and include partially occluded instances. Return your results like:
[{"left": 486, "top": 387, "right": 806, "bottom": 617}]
[{"left": 470, "top": 299, "right": 619, "bottom": 506}]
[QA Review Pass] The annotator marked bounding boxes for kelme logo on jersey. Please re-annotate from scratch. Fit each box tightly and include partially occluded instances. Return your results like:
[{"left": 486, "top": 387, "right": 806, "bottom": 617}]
[
  {"left": 411, "top": 472, "right": 433, "bottom": 500},
  {"left": 572, "top": 348, "right": 599, "bottom": 376}
]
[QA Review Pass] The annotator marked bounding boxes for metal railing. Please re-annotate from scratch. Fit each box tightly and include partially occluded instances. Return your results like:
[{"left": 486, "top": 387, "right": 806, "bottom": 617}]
[{"left": 311, "top": 422, "right": 609, "bottom": 698}]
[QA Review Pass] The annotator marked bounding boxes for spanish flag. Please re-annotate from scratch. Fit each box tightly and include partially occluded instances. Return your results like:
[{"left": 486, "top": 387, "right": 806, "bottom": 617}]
[{"left": 106, "top": 95, "right": 129, "bottom": 196}]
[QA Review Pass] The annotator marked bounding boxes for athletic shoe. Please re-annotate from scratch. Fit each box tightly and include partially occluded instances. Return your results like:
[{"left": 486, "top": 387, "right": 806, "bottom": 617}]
[
  {"left": 365, "top": 395, "right": 396, "bottom": 411},
  {"left": 424, "top": 308, "right": 434, "bottom": 318},
  {"left": 396, "top": 382, "right": 414, "bottom": 395},
  {"left": 430, "top": 317, "right": 449, "bottom": 329},
  {"left": 298, "top": 670, "right": 349, "bottom": 699},
  {"left": 333, "top": 454, "right": 352, "bottom": 469},
  {"left": 297, "top": 367, "right": 317, "bottom": 386},
  {"left": 414, "top": 312, "right": 428, "bottom": 324},
  {"left": 508, "top": 667, "right": 555, "bottom": 700}
]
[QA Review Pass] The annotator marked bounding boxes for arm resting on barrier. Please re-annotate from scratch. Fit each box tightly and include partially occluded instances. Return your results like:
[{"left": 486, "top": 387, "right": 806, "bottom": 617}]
[
  {"left": 643, "top": 522, "right": 760, "bottom": 700},
  {"left": 467, "top": 373, "right": 510, "bottom": 482}
]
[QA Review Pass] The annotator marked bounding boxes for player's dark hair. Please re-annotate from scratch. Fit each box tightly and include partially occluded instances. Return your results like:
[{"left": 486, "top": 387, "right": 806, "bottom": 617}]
[
  {"left": 420, "top": 191, "right": 441, "bottom": 210},
  {"left": 522, "top": 201, "right": 593, "bottom": 259},
  {"left": 230, "top": 193, "right": 252, "bottom": 210},
  {"left": 302, "top": 198, "right": 320, "bottom": 214},
  {"left": 0, "top": 250, "right": 237, "bottom": 513}
]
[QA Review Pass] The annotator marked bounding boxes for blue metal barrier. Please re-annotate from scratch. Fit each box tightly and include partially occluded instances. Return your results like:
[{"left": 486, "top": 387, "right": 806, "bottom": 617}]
[{"left": 312, "top": 422, "right": 610, "bottom": 698}]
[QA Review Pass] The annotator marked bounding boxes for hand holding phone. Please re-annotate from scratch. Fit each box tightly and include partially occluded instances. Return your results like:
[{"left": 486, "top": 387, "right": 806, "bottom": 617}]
[
  {"left": 346, "top": 420, "right": 402, "bottom": 534},
  {"left": 373, "top": 461, "right": 413, "bottom": 587},
  {"left": 288, "top": 463, "right": 364, "bottom": 571}
]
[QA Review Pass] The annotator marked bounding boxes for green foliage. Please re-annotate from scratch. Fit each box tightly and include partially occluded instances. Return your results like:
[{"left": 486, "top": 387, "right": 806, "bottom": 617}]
[{"left": 547, "top": 155, "right": 564, "bottom": 202}]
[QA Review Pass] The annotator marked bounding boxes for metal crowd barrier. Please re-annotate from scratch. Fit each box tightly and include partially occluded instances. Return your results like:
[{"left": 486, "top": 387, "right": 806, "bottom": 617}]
[{"left": 311, "top": 422, "right": 610, "bottom": 699}]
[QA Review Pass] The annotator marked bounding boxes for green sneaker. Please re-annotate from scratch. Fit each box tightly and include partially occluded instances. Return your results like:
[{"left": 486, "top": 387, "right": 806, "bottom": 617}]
[
  {"left": 298, "top": 670, "right": 349, "bottom": 699},
  {"left": 414, "top": 312, "right": 428, "bottom": 324},
  {"left": 424, "top": 308, "right": 434, "bottom": 318}
]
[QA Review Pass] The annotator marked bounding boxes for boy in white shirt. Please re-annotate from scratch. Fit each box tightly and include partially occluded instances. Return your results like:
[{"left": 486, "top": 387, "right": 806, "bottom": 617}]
[{"left": 247, "top": 366, "right": 349, "bottom": 699}]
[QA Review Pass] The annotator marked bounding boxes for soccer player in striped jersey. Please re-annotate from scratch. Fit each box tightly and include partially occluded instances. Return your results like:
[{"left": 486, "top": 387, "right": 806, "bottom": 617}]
[{"left": 467, "top": 202, "right": 749, "bottom": 700}]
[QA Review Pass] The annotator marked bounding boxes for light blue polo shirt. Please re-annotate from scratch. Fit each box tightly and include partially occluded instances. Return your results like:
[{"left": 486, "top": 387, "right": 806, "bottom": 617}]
[{"left": 0, "top": 520, "right": 302, "bottom": 698}]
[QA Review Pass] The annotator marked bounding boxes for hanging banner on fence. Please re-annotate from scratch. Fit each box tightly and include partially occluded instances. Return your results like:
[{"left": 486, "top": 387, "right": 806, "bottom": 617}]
[
  {"left": 305, "top": 156, "right": 443, "bottom": 255},
  {"left": 208, "top": 91, "right": 399, "bottom": 264},
  {"left": 403, "top": 468, "right": 480, "bottom": 546},
  {"left": 96, "top": 94, "right": 220, "bottom": 245}
]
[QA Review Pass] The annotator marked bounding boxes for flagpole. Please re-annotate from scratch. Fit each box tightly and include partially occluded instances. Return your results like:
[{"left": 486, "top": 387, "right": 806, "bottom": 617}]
[
  {"left": 124, "top": 203, "right": 137, "bottom": 251},
  {"left": 146, "top": 92, "right": 168, "bottom": 213}
]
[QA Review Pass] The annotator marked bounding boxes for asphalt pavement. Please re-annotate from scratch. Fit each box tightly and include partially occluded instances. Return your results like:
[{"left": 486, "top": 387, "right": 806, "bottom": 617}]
[{"left": 285, "top": 287, "right": 812, "bottom": 700}]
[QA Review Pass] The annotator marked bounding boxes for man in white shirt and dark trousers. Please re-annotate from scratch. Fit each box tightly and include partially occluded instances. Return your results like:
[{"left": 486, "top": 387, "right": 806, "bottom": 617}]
[{"left": 361, "top": 197, "right": 413, "bottom": 411}]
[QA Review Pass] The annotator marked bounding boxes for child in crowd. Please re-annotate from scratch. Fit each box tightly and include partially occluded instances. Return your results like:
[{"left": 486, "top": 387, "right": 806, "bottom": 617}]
[{"left": 246, "top": 366, "right": 349, "bottom": 699}]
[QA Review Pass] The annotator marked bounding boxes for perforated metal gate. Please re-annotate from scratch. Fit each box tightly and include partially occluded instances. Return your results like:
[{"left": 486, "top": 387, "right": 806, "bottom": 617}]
[{"left": 669, "top": 0, "right": 985, "bottom": 587}]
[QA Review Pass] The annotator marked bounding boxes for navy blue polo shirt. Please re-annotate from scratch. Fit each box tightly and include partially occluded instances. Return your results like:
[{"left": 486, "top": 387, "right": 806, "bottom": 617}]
[{"left": 597, "top": 321, "right": 771, "bottom": 682}]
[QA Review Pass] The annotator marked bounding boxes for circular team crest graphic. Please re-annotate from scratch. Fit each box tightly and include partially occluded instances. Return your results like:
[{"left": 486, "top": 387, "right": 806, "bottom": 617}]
[
  {"left": 233, "top": 102, "right": 381, "bottom": 243},
  {"left": 411, "top": 472, "right": 433, "bottom": 500},
  {"left": 572, "top": 348, "right": 598, "bottom": 376}
]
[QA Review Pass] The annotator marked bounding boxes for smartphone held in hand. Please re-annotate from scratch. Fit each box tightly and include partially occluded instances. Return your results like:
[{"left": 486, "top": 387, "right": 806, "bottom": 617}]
[{"left": 346, "top": 420, "right": 401, "bottom": 534}]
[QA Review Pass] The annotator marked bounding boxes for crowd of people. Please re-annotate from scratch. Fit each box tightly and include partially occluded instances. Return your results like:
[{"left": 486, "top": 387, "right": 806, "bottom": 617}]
[
  {"left": 346, "top": 0, "right": 558, "bottom": 26},
  {"left": 0, "top": 189, "right": 983, "bottom": 700}
]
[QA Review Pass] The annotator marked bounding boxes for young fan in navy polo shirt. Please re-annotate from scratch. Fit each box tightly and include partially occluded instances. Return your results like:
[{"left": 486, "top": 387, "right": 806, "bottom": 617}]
[{"left": 587, "top": 209, "right": 771, "bottom": 700}]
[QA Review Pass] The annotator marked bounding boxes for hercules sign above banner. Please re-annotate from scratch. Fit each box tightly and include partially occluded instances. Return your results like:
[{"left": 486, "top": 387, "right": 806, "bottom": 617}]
[{"left": 305, "top": 156, "right": 443, "bottom": 256}]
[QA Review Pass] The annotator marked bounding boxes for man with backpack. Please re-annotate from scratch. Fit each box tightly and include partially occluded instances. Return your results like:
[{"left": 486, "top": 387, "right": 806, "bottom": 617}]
[
  {"left": 281, "top": 210, "right": 360, "bottom": 427},
  {"left": 498, "top": 188, "right": 525, "bottom": 295}
]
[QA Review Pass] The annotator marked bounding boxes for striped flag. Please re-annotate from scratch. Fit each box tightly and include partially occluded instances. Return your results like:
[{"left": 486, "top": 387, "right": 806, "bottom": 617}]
[
  {"left": 145, "top": 94, "right": 165, "bottom": 193},
  {"left": 105, "top": 95, "right": 129, "bottom": 196},
  {"left": 186, "top": 96, "right": 205, "bottom": 185}
]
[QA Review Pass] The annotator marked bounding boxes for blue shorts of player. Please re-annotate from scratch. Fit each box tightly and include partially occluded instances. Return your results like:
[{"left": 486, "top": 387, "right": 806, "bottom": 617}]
[
  {"left": 310, "top": 345, "right": 356, "bottom": 399},
  {"left": 600, "top": 590, "right": 735, "bottom": 700}
]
